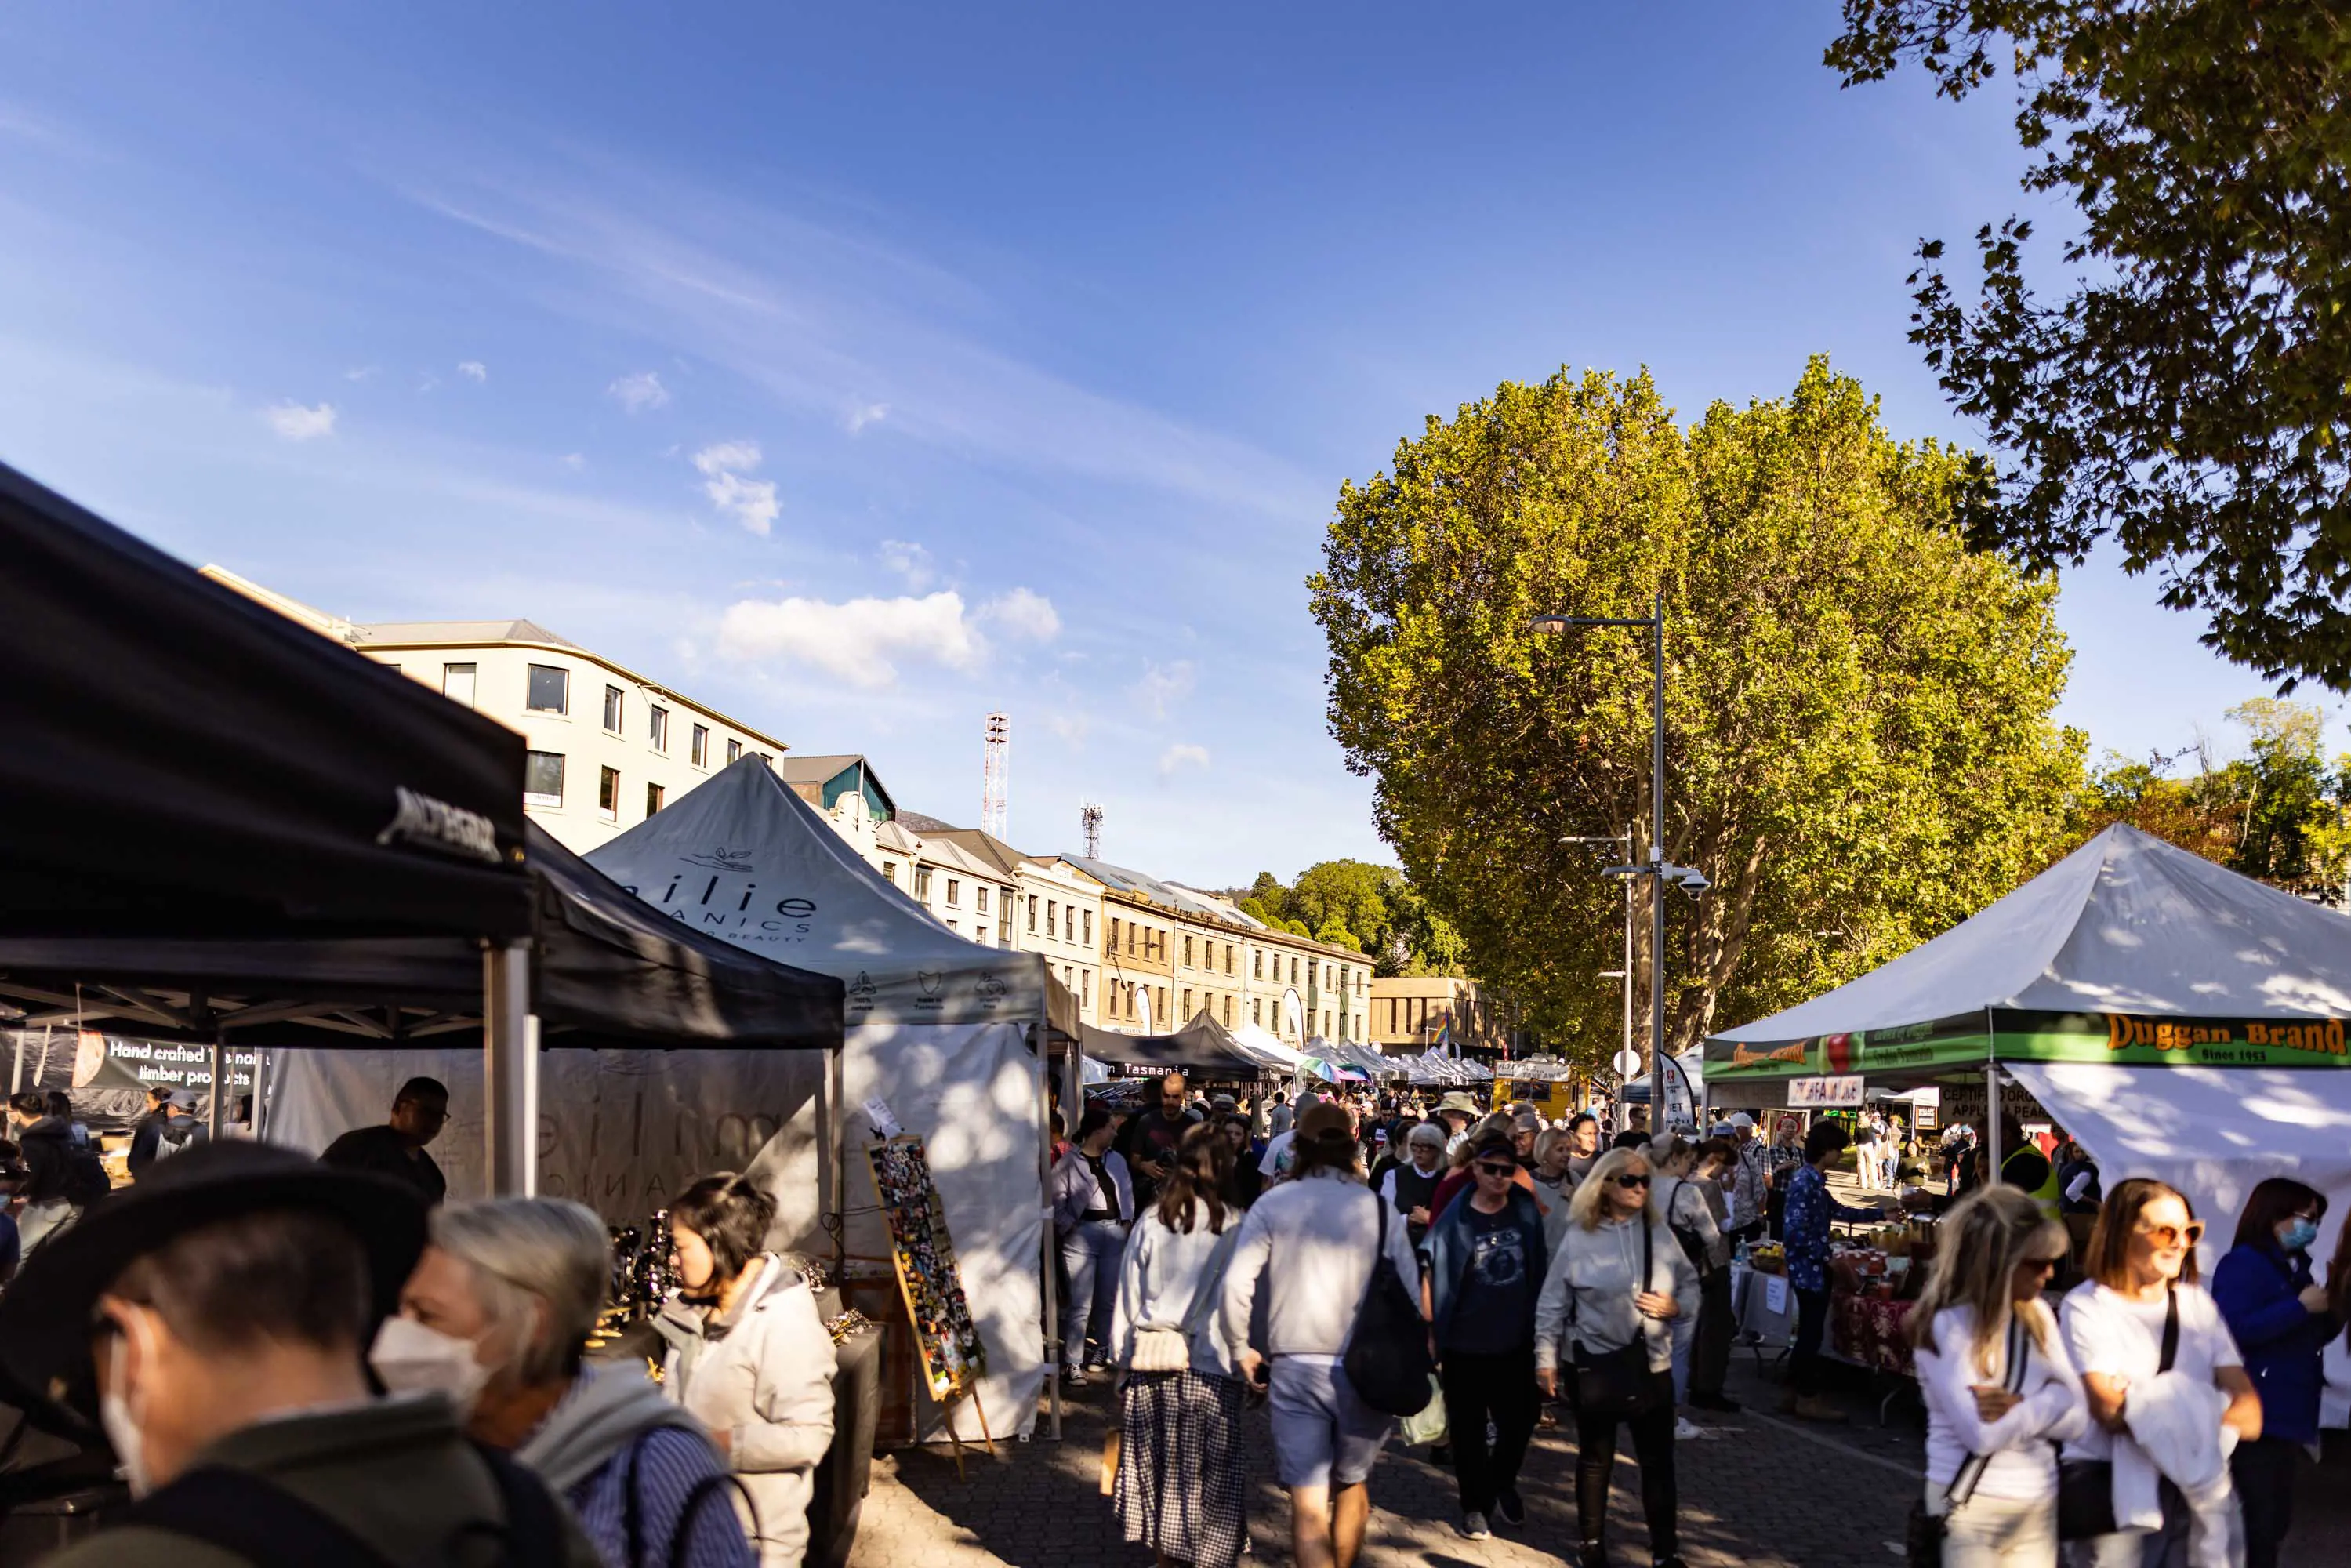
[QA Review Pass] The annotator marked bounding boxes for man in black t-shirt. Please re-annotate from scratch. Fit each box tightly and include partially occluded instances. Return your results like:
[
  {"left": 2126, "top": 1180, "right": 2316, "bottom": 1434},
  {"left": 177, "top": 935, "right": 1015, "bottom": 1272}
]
[
  {"left": 1114, "top": 1072, "right": 1199, "bottom": 1207},
  {"left": 318, "top": 1076, "right": 450, "bottom": 1207}
]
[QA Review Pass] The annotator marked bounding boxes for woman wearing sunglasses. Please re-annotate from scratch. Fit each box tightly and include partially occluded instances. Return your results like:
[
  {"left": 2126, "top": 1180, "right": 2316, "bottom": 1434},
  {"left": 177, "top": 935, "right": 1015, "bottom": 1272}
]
[
  {"left": 2059, "top": 1178, "right": 2259, "bottom": 1568},
  {"left": 2209, "top": 1178, "right": 2335, "bottom": 1568},
  {"left": 1909, "top": 1185, "right": 2086, "bottom": 1566},
  {"left": 1533, "top": 1145, "right": 1700, "bottom": 1568}
]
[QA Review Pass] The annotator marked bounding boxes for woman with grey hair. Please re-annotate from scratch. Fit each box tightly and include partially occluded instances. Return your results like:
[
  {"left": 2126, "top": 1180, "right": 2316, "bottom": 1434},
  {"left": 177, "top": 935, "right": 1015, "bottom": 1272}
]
[
  {"left": 380, "top": 1196, "right": 754, "bottom": 1568},
  {"left": 1378, "top": 1120, "right": 1449, "bottom": 1246}
]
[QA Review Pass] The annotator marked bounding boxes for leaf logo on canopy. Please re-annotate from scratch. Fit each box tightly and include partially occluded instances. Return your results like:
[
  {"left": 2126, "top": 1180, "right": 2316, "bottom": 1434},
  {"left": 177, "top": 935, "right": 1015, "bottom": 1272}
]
[{"left": 682, "top": 848, "right": 756, "bottom": 873}]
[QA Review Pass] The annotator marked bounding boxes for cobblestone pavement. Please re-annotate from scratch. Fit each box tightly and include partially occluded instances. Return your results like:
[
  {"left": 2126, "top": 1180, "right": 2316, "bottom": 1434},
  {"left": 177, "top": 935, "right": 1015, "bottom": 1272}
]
[{"left": 850, "top": 1348, "right": 1921, "bottom": 1568}]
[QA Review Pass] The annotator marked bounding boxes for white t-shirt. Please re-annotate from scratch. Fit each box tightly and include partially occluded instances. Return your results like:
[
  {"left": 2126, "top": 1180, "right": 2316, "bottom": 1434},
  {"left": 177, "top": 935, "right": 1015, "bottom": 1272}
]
[
  {"left": 2058, "top": 1281, "right": 2242, "bottom": 1462},
  {"left": 1258, "top": 1128, "right": 1295, "bottom": 1178}
]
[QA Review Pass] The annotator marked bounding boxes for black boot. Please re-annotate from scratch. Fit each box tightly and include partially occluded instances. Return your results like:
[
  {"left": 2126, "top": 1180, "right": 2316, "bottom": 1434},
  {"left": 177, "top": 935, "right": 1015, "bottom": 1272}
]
[{"left": 1578, "top": 1543, "right": 1609, "bottom": 1568}]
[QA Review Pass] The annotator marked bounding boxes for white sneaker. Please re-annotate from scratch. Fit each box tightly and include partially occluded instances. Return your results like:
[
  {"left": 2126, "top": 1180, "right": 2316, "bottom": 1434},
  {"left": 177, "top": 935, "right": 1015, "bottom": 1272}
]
[
  {"left": 1674, "top": 1417, "right": 1703, "bottom": 1440},
  {"left": 1064, "top": 1364, "right": 1089, "bottom": 1387}
]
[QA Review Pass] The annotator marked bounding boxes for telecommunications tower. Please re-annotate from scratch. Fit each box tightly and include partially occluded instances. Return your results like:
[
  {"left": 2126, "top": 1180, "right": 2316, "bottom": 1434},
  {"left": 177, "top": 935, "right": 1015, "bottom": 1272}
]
[
  {"left": 981, "top": 712, "right": 1010, "bottom": 839},
  {"left": 1079, "top": 800, "right": 1104, "bottom": 858}
]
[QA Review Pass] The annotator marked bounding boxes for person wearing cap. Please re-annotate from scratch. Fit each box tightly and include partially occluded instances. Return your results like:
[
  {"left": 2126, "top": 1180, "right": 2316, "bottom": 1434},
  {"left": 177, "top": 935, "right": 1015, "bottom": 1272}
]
[
  {"left": 0, "top": 1140, "right": 599, "bottom": 1568},
  {"left": 382, "top": 1197, "right": 754, "bottom": 1568},
  {"left": 1424, "top": 1132, "right": 1547, "bottom": 1541},
  {"left": 127, "top": 1087, "right": 198, "bottom": 1179},
  {"left": 1221, "top": 1098, "right": 1424, "bottom": 1568}
]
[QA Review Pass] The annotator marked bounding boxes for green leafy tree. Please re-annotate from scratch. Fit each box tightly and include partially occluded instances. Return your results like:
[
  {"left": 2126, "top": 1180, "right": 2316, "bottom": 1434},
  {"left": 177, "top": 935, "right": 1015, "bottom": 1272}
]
[
  {"left": 1311, "top": 357, "right": 2084, "bottom": 1062},
  {"left": 1828, "top": 2, "right": 2351, "bottom": 689}
]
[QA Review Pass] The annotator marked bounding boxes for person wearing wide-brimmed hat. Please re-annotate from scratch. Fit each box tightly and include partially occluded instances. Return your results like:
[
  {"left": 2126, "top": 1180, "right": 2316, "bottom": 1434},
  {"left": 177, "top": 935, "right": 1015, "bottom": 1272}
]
[{"left": 0, "top": 1139, "right": 600, "bottom": 1568}]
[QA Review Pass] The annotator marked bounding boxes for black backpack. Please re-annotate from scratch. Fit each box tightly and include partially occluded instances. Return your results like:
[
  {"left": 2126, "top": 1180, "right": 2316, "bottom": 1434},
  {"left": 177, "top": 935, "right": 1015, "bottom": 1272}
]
[
  {"left": 1342, "top": 1189, "right": 1437, "bottom": 1417},
  {"left": 58, "top": 1142, "right": 111, "bottom": 1208}
]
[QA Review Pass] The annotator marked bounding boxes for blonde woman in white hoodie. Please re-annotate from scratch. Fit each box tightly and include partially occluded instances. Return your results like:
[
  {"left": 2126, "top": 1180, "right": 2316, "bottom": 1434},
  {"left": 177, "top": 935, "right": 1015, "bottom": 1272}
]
[
  {"left": 655, "top": 1174, "right": 837, "bottom": 1568},
  {"left": 1908, "top": 1185, "right": 2088, "bottom": 1567}
]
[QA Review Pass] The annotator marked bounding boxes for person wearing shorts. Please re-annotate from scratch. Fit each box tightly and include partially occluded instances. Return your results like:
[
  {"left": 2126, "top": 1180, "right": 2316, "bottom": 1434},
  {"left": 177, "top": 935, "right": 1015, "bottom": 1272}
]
[{"left": 1222, "top": 1101, "right": 1423, "bottom": 1568}]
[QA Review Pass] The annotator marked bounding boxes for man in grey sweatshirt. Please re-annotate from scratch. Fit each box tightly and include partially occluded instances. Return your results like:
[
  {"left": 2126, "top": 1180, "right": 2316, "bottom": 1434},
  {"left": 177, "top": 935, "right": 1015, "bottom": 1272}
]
[{"left": 1221, "top": 1101, "right": 1424, "bottom": 1568}]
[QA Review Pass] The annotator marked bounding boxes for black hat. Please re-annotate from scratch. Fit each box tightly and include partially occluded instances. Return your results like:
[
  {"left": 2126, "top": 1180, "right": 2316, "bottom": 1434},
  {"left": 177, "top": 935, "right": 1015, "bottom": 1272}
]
[{"left": 0, "top": 1140, "right": 426, "bottom": 1432}]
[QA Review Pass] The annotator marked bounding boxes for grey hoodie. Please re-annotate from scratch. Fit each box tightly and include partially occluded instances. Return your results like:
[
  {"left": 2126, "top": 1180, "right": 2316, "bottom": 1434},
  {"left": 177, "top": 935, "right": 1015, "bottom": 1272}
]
[{"left": 518, "top": 1363, "right": 711, "bottom": 1494}]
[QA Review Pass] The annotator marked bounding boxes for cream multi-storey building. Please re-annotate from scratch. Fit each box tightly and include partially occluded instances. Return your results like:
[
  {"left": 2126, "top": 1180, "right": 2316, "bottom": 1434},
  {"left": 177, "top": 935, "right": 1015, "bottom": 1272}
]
[{"left": 201, "top": 568, "right": 789, "bottom": 855}]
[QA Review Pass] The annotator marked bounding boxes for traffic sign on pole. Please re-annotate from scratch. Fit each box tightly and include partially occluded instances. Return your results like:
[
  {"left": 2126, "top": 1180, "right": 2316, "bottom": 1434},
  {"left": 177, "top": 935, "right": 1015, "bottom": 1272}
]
[{"left": 1611, "top": 1047, "right": 1642, "bottom": 1078}]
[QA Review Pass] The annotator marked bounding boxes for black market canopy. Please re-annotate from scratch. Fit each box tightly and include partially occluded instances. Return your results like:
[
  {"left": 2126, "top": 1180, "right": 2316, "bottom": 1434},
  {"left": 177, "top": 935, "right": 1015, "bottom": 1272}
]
[
  {"left": 0, "top": 458, "right": 535, "bottom": 945},
  {"left": 1072, "top": 1011, "right": 1278, "bottom": 1077},
  {"left": 1703, "top": 823, "right": 2351, "bottom": 1095},
  {"left": 0, "top": 457, "right": 841, "bottom": 1055}
]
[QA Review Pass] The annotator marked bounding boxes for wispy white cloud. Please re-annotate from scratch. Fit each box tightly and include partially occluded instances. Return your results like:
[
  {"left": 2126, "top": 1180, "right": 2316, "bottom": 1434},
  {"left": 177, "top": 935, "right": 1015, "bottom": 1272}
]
[
  {"left": 397, "top": 165, "right": 1318, "bottom": 514},
  {"left": 457, "top": 360, "right": 488, "bottom": 382},
  {"left": 879, "top": 539, "right": 936, "bottom": 590},
  {"left": 691, "top": 441, "right": 778, "bottom": 535},
  {"left": 1131, "top": 659, "right": 1196, "bottom": 719},
  {"left": 263, "top": 401, "right": 336, "bottom": 441},
  {"left": 1046, "top": 712, "right": 1091, "bottom": 746},
  {"left": 980, "top": 585, "right": 1060, "bottom": 641},
  {"left": 345, "top": 365, "right": 379, "bottom": 382},
  {"left": 561, "top": 452, "right": 585, "bottom": 470},
  {"left": 1159, "top": 742, "right": 1210, "bottom": 777},
  {"left": 608, "top": 369, "right": 669, "bottom": 412},
  {"left": 716, "top": 589, "right": 985, "bottom": 689}
]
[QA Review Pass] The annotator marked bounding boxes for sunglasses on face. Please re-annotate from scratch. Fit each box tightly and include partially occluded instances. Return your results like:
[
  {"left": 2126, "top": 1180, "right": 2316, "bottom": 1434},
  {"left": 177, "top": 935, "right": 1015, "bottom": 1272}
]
[
  {"left": 2137, "top": 1221, "right": 2204, "bottom": 1249},
  {"left": 1473, "top": 1162, "right": 1515, "bottom": 1178},
  {"left": 2022, "top": 1254, "right": 2063, "bottom": 1274},
  {"left": 1613, "top": 1174, "right": 1651, "bottom": 1189}
]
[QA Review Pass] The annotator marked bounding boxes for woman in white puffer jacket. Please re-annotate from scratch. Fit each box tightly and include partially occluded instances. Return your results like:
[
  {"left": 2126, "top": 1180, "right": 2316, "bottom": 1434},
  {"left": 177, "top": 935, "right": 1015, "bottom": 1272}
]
[{"left": 654, "top": 1173, "right": 837, "bottom": 1568}]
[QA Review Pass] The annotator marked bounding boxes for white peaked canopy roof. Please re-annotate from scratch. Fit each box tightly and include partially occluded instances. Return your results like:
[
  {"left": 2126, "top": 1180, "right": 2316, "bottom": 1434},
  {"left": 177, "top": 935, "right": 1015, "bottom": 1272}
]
[
  {"left": 586, "top": 757, "right": 1048, "bottom": 1025},
  {"left": 1725, "top": 823, "right": 2351, "bottom": 1041}
]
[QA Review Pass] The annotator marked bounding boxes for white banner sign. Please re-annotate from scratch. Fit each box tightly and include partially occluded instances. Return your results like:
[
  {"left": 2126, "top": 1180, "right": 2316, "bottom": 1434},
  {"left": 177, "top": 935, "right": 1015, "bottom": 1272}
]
[{"left": 1788, "top": 1074, "right": 1865, "bottom": 1108}]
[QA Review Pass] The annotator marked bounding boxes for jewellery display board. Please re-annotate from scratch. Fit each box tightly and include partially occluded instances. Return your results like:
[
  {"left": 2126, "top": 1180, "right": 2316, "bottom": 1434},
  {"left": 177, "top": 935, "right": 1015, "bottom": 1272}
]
[{"left": 865, "top": 1134, "right": 992, "bottom": 1465}]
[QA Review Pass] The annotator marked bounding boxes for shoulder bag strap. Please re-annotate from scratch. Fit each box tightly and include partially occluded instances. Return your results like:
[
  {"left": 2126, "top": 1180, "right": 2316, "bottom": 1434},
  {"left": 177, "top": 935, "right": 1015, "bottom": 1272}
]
[
  {"left": 1945, "top": 1314, "right": 2032, "bottom": 1514},
  {"left": 129, "top": 1466, "right": 405, "bottom": 1568},
  {"left": 2159, "top": 1286, "right": 2179, "bottom": 1374},
  {"left": 669, "top": 1472, "right": 761, "bottom": 1568}
]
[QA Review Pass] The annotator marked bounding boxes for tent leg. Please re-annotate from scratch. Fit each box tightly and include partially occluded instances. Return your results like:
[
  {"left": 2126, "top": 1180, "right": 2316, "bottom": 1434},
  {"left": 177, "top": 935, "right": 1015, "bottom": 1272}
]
[
  {"left": 207, "top": 1036, "right": 227, "bottom": 1142},
  {"left": 484, "top": 939, "right": 532, "bottom": 1196},
  {"left": 1038, "top": 1033, "right": 1061, "bottom": 1442},
  {"left": 1985, "top": 1062, "right": 2001, "bottom": 1180},
  {"left": 827, "top": 1041, "right": 847, "bottom": 1274},
  {"left": 9, "top": 1029, "right": 21, "bottom": 1094}
]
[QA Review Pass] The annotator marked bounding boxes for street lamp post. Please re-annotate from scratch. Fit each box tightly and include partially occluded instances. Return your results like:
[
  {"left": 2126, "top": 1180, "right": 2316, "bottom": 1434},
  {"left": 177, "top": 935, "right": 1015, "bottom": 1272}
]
[{"left": 1532, "top": 593, "right": 1706, "bottom": 1126}]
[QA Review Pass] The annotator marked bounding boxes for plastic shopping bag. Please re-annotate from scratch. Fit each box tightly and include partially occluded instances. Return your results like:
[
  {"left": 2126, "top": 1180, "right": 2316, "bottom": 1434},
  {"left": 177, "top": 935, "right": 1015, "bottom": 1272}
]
[{"left": 1397, "top": 1377, "right": 1447, "bottom": 1447}]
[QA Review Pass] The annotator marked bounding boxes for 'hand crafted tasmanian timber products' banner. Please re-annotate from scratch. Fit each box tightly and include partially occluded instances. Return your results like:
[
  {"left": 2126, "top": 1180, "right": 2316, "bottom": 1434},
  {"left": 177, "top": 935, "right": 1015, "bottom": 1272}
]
[{"left": 1706, "top": 1010, "right": 2351, "bottom": 1082}]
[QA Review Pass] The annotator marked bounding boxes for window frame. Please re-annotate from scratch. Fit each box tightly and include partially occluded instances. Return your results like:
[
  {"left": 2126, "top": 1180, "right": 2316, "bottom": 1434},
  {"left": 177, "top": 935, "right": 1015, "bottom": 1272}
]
[
  {"left": 523, "top": 750, "right": 565, "bottom": 808},
  {"left": 602, "top": 684, "right": 625, "bottom": 735},
  {"left": 691, "top": 724, "right": 710, "bottom": 768},
  {"left": 525, "top": 663, "right": 570, "bottom": 715}
]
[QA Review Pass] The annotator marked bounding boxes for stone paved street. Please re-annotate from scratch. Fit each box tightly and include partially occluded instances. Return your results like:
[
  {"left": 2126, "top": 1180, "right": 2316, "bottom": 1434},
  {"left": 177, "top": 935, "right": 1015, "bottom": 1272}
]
[{"left": 851, "top": 1348, "right": 1923, "bottom": 1568}]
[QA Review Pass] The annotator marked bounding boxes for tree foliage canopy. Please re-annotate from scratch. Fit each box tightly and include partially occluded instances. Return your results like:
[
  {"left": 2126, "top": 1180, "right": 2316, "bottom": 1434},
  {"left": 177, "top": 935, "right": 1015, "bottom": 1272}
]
[
  {"left": 1829, "top": 0, "right": 2351, "bottom": 689},
  {"left": 1311, "top": 358, "right": 2084, "bottom": 1059},
  {"left": 1235, "top": 860, "right": 1466, "bottom": 976}
]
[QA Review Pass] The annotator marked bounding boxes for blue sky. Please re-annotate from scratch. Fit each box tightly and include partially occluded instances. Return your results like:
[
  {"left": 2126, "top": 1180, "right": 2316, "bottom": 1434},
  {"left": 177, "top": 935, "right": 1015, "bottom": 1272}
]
[{"left": 0, "top": 5, "right": 2322, "bottom": 884}]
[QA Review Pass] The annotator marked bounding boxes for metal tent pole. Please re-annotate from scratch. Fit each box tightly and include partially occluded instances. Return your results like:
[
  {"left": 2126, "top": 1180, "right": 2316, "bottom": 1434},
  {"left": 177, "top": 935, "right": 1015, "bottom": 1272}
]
[
  {"left": 1038, "top": 1009, "right": 1061, "bottom": 1441},
  {"left": 484, "top": 939, "right": 533, "bottom": 1196},
  {"left": 206, "top": 1034, "right": 227, "bottom": 1142}
]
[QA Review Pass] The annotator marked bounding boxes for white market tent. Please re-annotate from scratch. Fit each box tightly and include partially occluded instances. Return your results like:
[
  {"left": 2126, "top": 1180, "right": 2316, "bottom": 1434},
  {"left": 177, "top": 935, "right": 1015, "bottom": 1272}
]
[
  {"left": 1704, "top": 823, "right": 2351, "bottom": 1411},
  {"left": 274, "top": 757, "right": 1058, "bottom": 1443}
]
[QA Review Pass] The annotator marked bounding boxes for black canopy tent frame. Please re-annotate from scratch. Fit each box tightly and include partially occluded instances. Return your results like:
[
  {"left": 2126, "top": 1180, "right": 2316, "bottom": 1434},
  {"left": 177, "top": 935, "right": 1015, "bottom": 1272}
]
[
  {"left": 0, "top": 458, "right": 843, "bottom": 1189},
  {"left": 0, "top": 824, "right": 847, "bottom": 1186}
]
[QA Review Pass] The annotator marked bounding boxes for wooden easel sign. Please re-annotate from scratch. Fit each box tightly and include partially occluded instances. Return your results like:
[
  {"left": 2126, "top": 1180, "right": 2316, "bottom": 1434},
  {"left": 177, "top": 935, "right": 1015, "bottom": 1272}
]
[{"left": 865, "top": 1134, "right": 995, "bottom": 1473}]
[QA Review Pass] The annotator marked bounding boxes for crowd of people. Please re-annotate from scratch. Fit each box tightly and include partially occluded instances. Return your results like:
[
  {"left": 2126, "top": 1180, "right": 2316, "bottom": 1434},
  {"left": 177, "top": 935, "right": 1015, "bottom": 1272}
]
[
  {"left": 1049, "top": 1073, "right": 1833, "bottom": 1568},
  {"left": 1049, "top": 1074, "right": 2351, "bottom": 1568},
  {"left": 0, "top": 1076, "right": 841, "bottom": 1568}
]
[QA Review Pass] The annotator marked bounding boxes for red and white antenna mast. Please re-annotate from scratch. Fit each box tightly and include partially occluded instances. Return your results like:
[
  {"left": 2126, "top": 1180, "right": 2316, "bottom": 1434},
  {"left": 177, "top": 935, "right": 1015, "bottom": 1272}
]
[{"left": 981, "top": 712, "right": 1010, "bottom": 838}]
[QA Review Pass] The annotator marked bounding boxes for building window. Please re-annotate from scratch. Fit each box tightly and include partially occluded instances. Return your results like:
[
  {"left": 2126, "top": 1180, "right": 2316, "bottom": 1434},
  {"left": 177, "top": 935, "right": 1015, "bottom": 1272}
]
[
  {"left": 649, "top": 705, "right": 669, "bottom": 751},
  {"left": 603, "top": 684, "right": 624, "bottom": 733},
  {"left": 1047, "top": 900, "right": 1058, "bottom": 938},
  {"left": 441, "top": 662, "right": 477, "bottom": 707},
  {"left": 1254, "top": 950, "right": 1263, "bottom": 979},
  {"left": 945, "top": 877, "right": 960, "bottom": 908},
  {"left": 645, "top": 782, "right": 664, "bottom": 816},
  {"left": 1108, "top": 916, "right": 1120, "bottom": 952},
  {"left": 1027, "top": 895, "right": 1038, "bottom": 934},
  {"left": 976, "top": 886, "right": 990, "bottom": 914},
  {"left": 727, "top": 739, "right": 743, "bottom": 764},
  {"left": 526, "top": 664, "right": 569, "bottom": 713},
  {"left": 1181, "top": 988, "right": 1193, "bottom": 1018},
  {"left": 524, "top": 751, "right": 564, "bottom": 808},
  {"left": 1224, "top": 994, "right": 1234, "bottom": 1026},
  {"left": 1083, "top": 910, "right": 1093, "bottom": 945},
  {"left": 1183, "top": 935, "right": 1194, "bottom": 968},
  {"left": 913, "top": 866, "right": 933, "bottom": 901},
  {"left": 1156, "top": 986, "right": 1167, "bottom": 1022},
  {"left": 882, "top": 862, "right": 897, "bottom": 884},
  {"left": 1291, "top": 956, "right": 1300, "bottom": 985},
  {"left": 1082, "top": 970, "right": 1092, "bottom": 1008},
  {"left": 757, "top": 751, "right": 773, "bottom": 767},
  {"left": 1253, "top": 997, "right": 1262, "bottom": 1025},
  {"left": 598, "top": 766, "right": 620, "bottom": 822},
  {"left": 691, "top": 724, "right": 709, "bottom": 768}
]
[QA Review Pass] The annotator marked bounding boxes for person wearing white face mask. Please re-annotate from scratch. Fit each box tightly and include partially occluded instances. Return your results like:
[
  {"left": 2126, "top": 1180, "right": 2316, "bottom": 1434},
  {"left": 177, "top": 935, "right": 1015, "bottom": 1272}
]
[
  {"left": 653, "top": 1172, "right": 836, "bottom": 1568},
  {"left": 0, "top": 1140, "right": 600, "bottom": 1568},
  {"left": 381, "top": 1197, "right": 756, "bottom": 1568}
]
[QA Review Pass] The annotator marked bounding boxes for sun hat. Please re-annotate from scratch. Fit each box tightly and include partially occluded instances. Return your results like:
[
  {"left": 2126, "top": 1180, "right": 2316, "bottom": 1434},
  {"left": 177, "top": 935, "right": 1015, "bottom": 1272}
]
[{"left": 0, "top": 1139, "right": 426, "bottom": 1432}]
